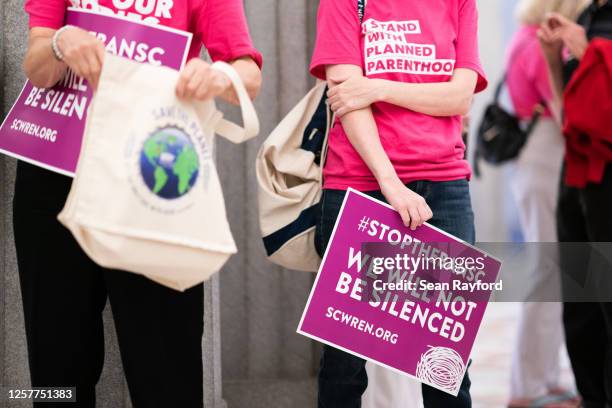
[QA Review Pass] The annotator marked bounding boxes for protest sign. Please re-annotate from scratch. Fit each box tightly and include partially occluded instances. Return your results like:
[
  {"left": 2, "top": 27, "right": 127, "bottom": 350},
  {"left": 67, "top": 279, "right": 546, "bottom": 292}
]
[
  {"left": 297, "top": 188, "right": 502, "bottom": 396},
  {"left": 0, "top": 8, "right": 192, "bottom": 176}
]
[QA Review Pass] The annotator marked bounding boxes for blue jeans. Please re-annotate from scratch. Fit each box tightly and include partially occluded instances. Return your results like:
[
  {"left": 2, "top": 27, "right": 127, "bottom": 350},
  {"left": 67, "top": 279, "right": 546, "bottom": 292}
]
[{"left": 315, "top": 179, "right": 475, "bottom": 408}]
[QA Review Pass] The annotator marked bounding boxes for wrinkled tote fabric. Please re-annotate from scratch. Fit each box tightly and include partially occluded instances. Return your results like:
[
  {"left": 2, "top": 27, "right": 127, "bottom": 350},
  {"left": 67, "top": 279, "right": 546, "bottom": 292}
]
[{"left": 256, "top": 82, "right": 331, "bottom": 272}]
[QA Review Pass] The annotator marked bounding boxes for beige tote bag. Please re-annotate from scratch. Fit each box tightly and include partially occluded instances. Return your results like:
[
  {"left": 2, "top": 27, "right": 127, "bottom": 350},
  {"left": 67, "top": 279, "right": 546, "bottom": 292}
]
[
  {"left": 58, "top": 54, "right": 259, "bottom": 291},
  {"left": 256, "top": 81, "right": 333, "bottom": 272}
]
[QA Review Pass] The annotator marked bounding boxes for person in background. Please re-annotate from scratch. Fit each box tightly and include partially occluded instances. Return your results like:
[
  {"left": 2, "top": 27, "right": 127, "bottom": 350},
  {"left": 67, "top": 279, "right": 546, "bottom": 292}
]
[
  {"left": 17, "top": 1, "right": 261, "bottom": 407},
  {"left": 310, "top": 0, "right": 487, "bottom": 406},
  {"left": 538, "top": 0, "right": 612, "bottom": 407},
  {"left": 505, "top": 1, "right": 588, "bottom": 407}
]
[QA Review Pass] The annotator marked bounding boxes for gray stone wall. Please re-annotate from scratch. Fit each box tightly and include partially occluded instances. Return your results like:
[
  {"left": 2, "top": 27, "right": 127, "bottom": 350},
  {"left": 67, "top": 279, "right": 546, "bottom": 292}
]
[
  {"left": 0, "top": 0, "right": 6, "bottom": 402},
  {"left": 217, "top": 1, "right": 320, "bottom": 405},
  {"left": 2, "top": 2, "right": 31, "bottom": 408}
]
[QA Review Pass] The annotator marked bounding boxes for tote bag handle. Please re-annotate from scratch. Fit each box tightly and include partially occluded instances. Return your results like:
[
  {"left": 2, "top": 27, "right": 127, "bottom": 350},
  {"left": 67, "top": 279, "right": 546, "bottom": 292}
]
[{"left": 210, "top": 61, "right": 260, "bottom": 144}]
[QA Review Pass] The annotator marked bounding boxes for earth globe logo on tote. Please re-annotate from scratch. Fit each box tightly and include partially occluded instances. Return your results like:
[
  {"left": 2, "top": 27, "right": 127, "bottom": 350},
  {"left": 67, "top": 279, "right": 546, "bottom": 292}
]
[{"left": 139, "top": 126, "right": 200, "bottom": 200}]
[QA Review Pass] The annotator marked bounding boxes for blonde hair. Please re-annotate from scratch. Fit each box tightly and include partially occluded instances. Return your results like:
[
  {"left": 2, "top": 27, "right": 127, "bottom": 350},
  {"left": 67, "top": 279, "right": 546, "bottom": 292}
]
[{"left": 516, "top": 0, "right": 590, "bottom": 25}]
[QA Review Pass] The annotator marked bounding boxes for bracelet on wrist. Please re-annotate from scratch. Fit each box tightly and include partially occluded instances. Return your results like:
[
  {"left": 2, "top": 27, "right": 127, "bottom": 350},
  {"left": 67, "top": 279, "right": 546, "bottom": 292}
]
[{"left": 51, "top": 25, "right": 74, "bottom": 61}]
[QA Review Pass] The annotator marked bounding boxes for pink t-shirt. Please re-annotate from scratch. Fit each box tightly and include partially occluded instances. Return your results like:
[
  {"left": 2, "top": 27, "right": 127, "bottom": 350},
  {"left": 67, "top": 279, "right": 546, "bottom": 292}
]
[
  {"left": 506, "top": 25, "right": 553, "bottom": 120},
  {"left": 311, "top": 0, "right": 487, "bottom": 191},
  {"left": 24, "top": 0, "right": 263, "bottom": 66}
]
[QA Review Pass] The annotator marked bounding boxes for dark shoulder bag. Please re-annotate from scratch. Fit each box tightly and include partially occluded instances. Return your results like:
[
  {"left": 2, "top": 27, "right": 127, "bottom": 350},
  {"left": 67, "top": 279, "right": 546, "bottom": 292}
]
[{"left": 474, "top": 73, "right": 545, "bottom": 176}]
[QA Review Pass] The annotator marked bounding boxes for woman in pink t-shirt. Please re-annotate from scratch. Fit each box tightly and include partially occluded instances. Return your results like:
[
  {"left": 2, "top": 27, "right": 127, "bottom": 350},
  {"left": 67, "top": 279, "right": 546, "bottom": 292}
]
[
  {"left": 15, "top": 1, "right": 261, "bottom": 407},
  {"left": 311, "top": 0, "right": 487, "bottom": 407}
]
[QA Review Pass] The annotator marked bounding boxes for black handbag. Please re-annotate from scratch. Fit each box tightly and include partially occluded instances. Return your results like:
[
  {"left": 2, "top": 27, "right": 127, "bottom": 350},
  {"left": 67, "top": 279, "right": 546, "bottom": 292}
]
[{"left": 474, "top": 74, "right": 545, "bottom": 176}]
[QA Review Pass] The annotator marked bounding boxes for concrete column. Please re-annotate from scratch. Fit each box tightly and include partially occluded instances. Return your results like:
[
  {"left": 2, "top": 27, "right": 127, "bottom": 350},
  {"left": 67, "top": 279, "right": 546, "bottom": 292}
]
[
  {"left": 2, "top": 4, "right": 32, "bottom": 408},
  {"left": 0, "top": 0, "right": 6, "bottom": 402},
  {"left": 217, "top": 1, "right": 320, "bottom": 406},
  {"left": 204, "top": 276, "right": 226, "bottom": 408}
]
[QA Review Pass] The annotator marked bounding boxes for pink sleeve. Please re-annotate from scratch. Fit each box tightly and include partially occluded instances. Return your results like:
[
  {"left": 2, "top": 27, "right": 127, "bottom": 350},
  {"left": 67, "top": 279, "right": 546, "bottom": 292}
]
[
  {"left": 310, "top": 0, "right": 362, "bottom": 80},
  {"left": 25, "top": 0, "right": 66, "bottom": 30},
  {"left": 455, "top": 0, "right": 488, "bottom": 93},
  {"left": 198, "top": 0, "right": 263, "bottom": 68}
]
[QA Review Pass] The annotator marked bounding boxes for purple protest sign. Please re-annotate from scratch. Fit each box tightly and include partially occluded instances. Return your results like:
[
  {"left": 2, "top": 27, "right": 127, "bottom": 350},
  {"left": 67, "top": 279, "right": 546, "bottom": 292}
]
[
  {"left": 0, "top": 8, "right": 192, "bottom": 176},
  {"left": 297, "top": 188, "right": 502, "bottom": 396}
]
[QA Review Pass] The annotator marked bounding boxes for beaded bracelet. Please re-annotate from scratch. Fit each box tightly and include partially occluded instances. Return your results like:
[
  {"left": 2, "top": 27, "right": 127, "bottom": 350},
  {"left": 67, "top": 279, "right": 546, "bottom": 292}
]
[{"left": 51, "top": 25, "right": 75, "bottom": 61}]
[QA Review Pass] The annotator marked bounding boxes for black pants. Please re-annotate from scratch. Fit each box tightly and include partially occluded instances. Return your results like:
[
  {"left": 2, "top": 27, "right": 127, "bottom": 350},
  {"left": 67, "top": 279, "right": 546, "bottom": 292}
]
[
  {"left": 557, "top": 165, "right": 612, "bottom": 408},
  {"left": 315, "top": 180, "right": 474, "bottom": 408},
  {"left": 12, "top": 162, "right": 204, "bottom": 408}
]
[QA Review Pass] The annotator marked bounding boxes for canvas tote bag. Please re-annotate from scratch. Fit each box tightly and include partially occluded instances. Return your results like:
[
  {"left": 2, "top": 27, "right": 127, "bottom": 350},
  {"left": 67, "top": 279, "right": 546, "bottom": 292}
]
[
  {"left": 256, "top": 81, "right": 333, "bottom": 272},
  {"left": 58, "top": 54, "right": 259, "bottom": 291}
]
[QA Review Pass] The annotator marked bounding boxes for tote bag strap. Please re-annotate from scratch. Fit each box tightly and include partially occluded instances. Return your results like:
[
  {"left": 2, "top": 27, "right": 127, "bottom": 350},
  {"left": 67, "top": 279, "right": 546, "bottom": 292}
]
[
  {"left": 210, "top": 61, "right": 260, "bottom": 144},
  {"left": 319, "top": 82, "right": 335, "bottom": 187}
]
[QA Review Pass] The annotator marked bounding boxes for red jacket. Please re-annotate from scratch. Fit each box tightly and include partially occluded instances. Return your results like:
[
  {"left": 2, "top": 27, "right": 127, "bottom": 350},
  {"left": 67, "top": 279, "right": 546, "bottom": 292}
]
[{"left": 563, "top": 38, "right": 612, "bottom": 188}]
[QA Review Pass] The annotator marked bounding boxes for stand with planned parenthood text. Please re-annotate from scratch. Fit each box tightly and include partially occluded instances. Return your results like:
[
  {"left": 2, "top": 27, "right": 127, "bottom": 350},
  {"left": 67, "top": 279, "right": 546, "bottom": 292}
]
[
  {"left": 0, "top": 8, "right": 192, "bottom": 176},
  {"left": 298, "top": 189, "right": 502, "bottom": 396}
]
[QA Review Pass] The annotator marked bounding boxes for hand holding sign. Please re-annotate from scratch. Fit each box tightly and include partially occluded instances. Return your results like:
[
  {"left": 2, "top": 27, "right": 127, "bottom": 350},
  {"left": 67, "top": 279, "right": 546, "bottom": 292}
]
[
  {"left": 298, "top": 189, "right": 501, "bottom": 396},
  {"left": 380, "top": 176, "right": 433, "bottom": 230},
  {"left": 56, "top": 26, "right": 106, "bottom": 90}
]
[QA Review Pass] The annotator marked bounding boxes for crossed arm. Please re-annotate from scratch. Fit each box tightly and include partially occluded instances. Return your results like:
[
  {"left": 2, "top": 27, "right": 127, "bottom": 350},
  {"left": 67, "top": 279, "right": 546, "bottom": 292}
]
[{"left": 327, "top": 68, "right": 478, "bottom": 118}]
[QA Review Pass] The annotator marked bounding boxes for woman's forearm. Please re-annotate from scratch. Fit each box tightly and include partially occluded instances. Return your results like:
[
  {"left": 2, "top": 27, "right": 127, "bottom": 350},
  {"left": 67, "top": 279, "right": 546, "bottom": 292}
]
[
  {"left": 327, "top": 64, "right": 399, "bottom": 184},
  {"left": 23, "top": 28, "right": 67, "bottom": 88},
  {"left": 222, "top": 57, "right": 262, "bottom": 104},
  {"left": 375, "top": 68, "right": 478, "bottom": 117},
  {"left": 340, "top": 107, "right": 399, "bottom": 184},
  {"left": 544, "top": 56, "right": 565, "bottom": 124}
]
